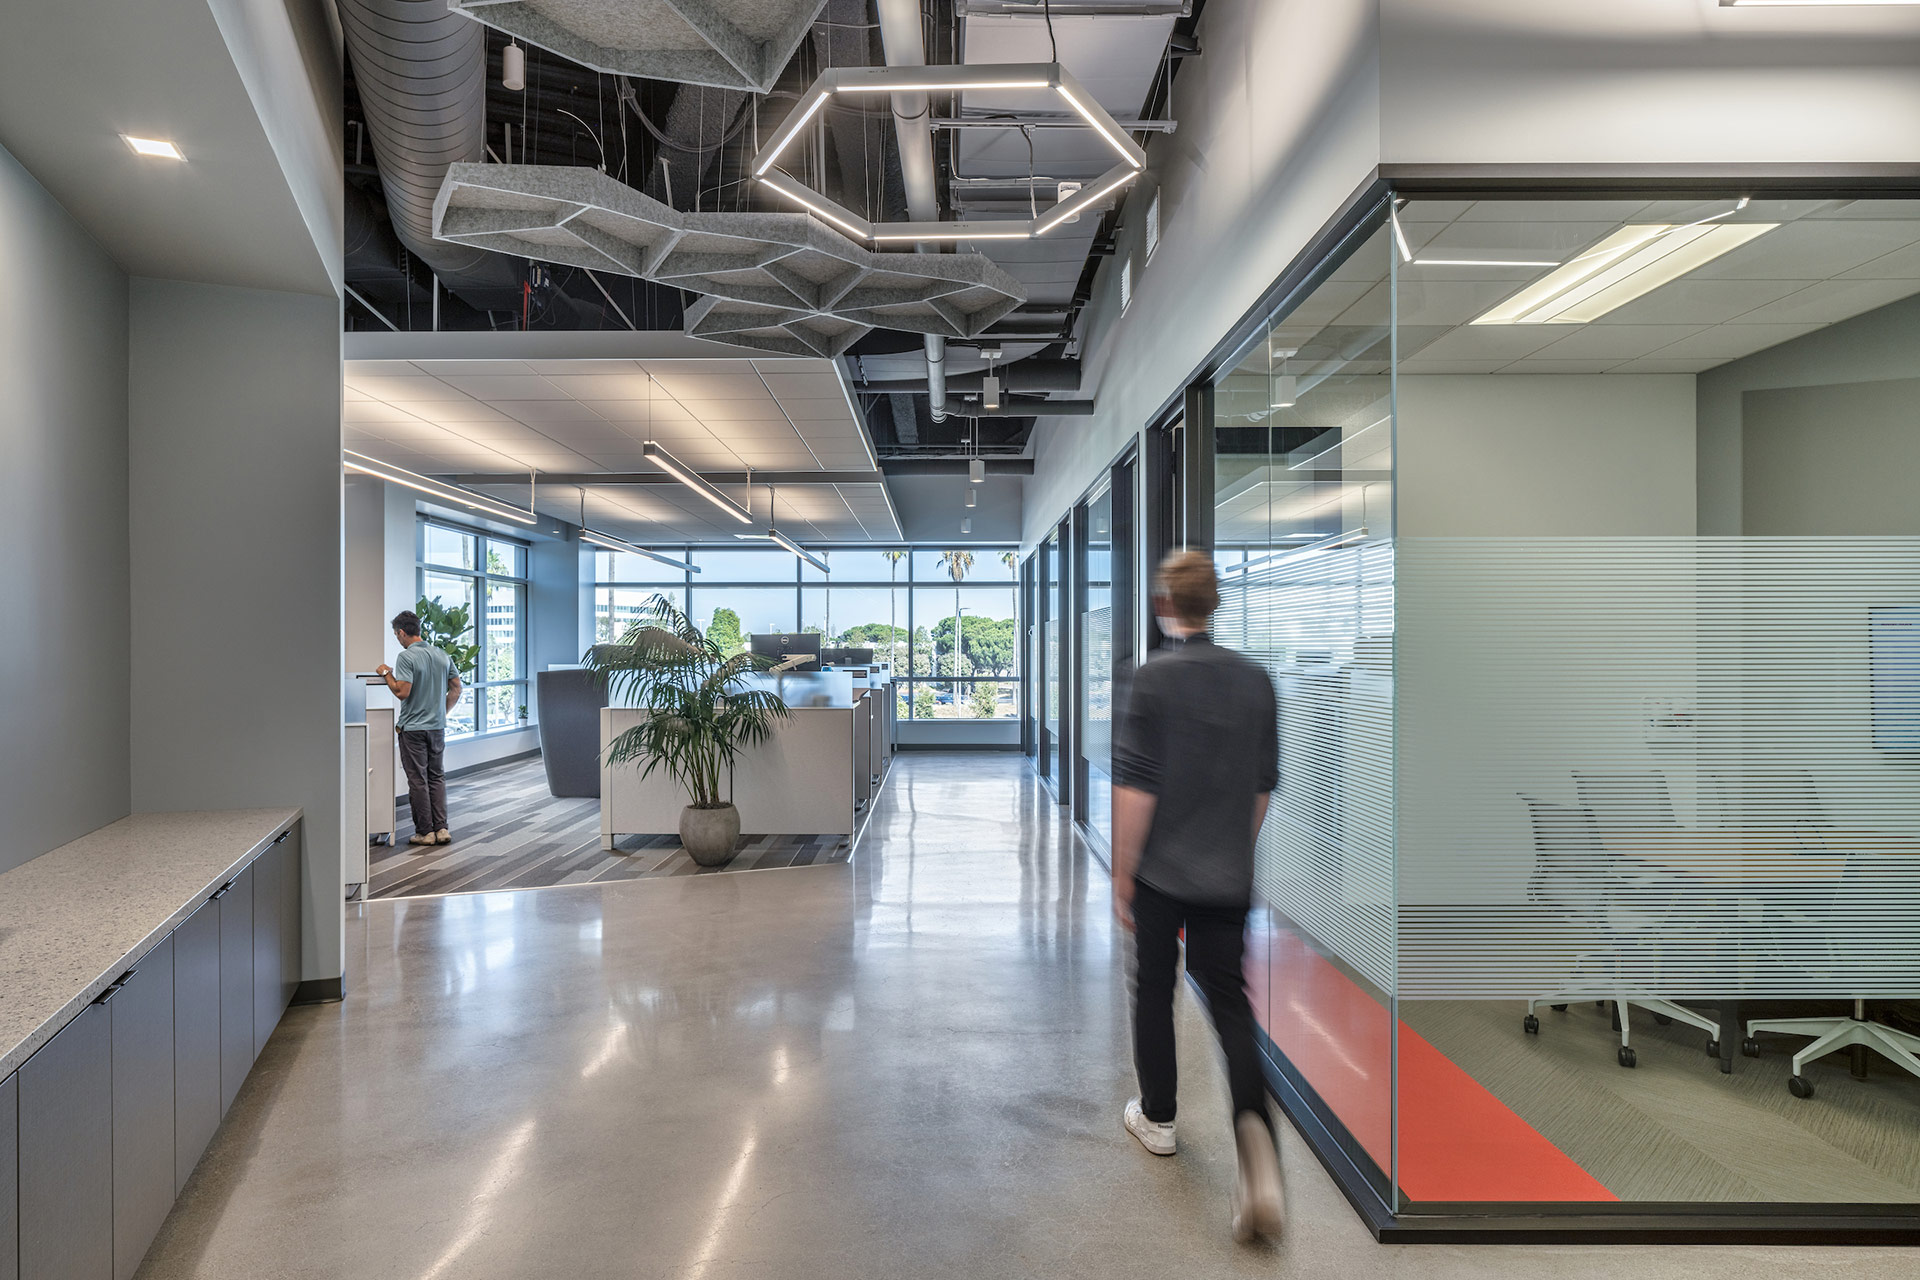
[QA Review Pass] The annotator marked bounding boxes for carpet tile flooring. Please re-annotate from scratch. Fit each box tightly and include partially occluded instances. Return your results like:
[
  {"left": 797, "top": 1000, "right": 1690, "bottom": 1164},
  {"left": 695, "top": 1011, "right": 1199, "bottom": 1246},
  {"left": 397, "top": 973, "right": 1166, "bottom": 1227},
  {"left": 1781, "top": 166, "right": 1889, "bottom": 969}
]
[{"left": 369, "top": 754, "right": 852, "bottom": 899}]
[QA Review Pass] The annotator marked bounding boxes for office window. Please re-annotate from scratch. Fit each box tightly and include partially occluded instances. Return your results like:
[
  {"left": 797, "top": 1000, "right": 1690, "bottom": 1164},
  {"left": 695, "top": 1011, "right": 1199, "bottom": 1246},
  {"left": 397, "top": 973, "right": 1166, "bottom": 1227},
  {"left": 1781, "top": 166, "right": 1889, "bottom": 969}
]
[
  {"left": 1144, "top": 189, "right": 1160, "bottom": 261},
  {"left": 417, "top": 519, "right": 528, "bottom": 738},
  {"left": 1119, "top": 256, "right": 1133, "bottom": 313},
  {"left": 589, "top": 543, "right": 1018, "bottom": 718}
]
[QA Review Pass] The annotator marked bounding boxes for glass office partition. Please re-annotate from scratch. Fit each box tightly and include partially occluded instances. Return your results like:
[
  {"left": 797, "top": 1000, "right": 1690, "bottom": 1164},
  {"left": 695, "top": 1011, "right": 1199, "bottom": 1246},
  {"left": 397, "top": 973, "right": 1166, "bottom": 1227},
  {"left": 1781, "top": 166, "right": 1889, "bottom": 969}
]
[
  {"left": 1082, "top": 483, "right": 1115, "bottom": 845},
  {"left": 1210, "top": 206, "right": 1399, "bottom": 1209},
  {"left": 1044, "top": 528, "right": 1064, "bottom": 791},
  {"left": 1378, "top": 191, "right": 1920, "bottom": 1220}
]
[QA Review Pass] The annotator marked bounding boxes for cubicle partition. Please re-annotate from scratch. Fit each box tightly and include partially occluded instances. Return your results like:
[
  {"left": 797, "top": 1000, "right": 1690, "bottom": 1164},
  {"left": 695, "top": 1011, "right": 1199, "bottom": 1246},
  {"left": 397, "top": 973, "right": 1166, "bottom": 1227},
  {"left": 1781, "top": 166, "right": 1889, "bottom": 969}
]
[{"left": 1201, "top": 184, "right": 1920, "bottom": 1239}]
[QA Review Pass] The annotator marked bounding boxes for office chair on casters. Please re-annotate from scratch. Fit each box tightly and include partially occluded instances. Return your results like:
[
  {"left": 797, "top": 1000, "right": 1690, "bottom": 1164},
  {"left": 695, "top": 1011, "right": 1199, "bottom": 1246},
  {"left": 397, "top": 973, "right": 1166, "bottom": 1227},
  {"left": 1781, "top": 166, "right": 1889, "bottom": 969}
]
[
  {"left": 1519, "top": 798, "right": 1720, "bottom": 1068},
  {"left": 1574, "top": 771, "right": 1681, "bottom": 832},
  {"left": 1744, "top": 854, "right": 1920, "bottom": 1099}
]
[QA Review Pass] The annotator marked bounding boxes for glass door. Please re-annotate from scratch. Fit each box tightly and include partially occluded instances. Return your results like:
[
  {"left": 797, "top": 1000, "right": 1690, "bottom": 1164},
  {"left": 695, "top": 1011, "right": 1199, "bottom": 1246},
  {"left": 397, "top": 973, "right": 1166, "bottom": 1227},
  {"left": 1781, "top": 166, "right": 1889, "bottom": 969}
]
[
  {"left": 1080, "top": 483, "right": 1114, "bottom": 842},
  {"left": 1044, "top": 526, "right": 1064, "bottom": 794}
]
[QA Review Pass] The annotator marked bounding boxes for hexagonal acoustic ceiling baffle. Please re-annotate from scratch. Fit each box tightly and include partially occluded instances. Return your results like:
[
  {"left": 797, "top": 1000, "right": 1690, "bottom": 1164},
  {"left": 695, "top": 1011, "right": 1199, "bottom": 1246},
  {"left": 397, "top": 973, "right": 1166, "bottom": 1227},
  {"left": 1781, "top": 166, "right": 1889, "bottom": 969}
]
[
  {"left": 451, "top": 0, "right": 828, "bottom": 93},
  {"left": 432, "top": 163, "right": 1026, "bottom": 358}
]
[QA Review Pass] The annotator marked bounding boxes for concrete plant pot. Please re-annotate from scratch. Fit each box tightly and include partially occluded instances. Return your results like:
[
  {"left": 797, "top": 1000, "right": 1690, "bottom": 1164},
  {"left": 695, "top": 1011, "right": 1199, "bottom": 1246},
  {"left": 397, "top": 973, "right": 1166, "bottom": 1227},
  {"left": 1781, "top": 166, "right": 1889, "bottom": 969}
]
[{"left": 680, "top": 803, "right": 741, "bottom": 866}]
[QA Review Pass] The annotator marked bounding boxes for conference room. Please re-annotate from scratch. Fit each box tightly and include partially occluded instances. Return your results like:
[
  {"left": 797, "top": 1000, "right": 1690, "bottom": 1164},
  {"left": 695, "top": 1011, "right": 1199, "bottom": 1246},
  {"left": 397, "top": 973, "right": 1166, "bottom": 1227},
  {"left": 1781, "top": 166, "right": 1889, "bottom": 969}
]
[{"left": 1209, "top": 188, "right": 1920, "bottom": 1217}]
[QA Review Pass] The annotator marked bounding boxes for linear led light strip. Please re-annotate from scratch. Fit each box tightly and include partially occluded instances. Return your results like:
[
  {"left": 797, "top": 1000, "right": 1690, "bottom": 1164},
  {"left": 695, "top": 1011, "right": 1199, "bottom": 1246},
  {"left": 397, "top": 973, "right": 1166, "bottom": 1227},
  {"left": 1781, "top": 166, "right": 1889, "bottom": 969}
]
[
  {"left": 1473, "top": 221, "right": 1776, "bottom": 324},
  {"left": 1289, "top": 416, "right": 1390, "bottom": 471},
  {"left": 642, "top": 441, "right": 753, "bottom": 523},
  {"left": 342, "top": 451, "right": 538, "bottom": 525},
  {"left": 579, "top": 529, "right": 699, "bottom": 573},
  {"left": 753, "top": 62, "right": 1146, "bottom": 245},
  {"left": 1389, "top": 204, "right": 1561, "bottom": 269}
]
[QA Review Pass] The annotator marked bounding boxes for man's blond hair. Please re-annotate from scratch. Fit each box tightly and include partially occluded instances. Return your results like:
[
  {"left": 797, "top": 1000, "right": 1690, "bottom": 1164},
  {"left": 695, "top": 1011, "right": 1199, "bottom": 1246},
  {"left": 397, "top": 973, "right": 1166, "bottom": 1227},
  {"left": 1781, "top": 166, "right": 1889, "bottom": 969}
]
[{"left": 1153, "top": 549, "right": 1220, "bottom": 627}]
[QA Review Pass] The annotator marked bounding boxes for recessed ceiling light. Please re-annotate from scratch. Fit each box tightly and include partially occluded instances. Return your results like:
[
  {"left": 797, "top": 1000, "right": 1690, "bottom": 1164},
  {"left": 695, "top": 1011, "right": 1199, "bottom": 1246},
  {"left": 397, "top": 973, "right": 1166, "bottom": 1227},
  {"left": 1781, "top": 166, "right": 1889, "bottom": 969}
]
[
  {"left": 122, "top": 135, "right": 185, "bottom": 160},
  {"left": 1473, "top": 222, "right": 1776, "bottom": 325}
]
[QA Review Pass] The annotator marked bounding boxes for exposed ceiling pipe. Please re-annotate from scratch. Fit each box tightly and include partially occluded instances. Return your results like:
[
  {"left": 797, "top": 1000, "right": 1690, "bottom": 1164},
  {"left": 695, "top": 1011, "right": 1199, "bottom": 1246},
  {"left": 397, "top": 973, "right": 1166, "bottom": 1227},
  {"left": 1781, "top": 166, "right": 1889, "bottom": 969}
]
[
  {"left": 859, "top": 359, "right": 1083, "bottom": 395},
  {"left": 338, "top": 0, "right": 525, "bottom": 304},
  {"left": 875, "top": 0, "right": 948, "bottom": 424}
]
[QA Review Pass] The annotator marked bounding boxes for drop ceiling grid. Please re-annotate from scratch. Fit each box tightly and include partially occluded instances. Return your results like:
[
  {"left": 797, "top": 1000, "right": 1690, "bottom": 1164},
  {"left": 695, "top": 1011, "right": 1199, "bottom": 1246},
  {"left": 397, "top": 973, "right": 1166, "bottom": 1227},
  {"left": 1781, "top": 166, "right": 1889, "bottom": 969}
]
[
  {"left": 342, "top": 356, "right": 870, "bottom": 483},
  {"left": 1341, "top": 198, "right": 1920, "bottom": 376}
]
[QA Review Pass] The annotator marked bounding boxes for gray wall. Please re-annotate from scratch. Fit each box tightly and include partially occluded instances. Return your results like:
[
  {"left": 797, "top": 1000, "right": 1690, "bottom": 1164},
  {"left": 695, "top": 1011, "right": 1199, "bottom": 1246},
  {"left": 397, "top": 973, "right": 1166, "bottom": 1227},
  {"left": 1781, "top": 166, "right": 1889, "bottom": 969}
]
[
  {"left": 0, "top": 141, "right": 131, "bottom": 874},
  {"left": 1697, "top": 293, "right": 1920, "bottom": 534},
  {"left": 1744, "top": 378, "right": 1920, "bottom": 537},
  {"left": 1397, "top": 375, "right": 1698, "bottom": 536},
  {"left": 128, "top": 278, "right": 344, "bottom": 984},
  {"left": 886, "top": 474, "right": 1024, "bottom": 544}
]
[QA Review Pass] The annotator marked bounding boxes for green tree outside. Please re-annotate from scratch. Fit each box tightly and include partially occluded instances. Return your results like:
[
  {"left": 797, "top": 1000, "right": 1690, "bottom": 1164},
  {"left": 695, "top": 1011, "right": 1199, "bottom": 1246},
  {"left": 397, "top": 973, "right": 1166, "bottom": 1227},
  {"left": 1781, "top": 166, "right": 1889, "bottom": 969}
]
[
  {"left": 969, "top": 681, "right": 1001, "bottom": 719},
  {"left": 706, "top": 607, "right": 744, "bottom": 655}
]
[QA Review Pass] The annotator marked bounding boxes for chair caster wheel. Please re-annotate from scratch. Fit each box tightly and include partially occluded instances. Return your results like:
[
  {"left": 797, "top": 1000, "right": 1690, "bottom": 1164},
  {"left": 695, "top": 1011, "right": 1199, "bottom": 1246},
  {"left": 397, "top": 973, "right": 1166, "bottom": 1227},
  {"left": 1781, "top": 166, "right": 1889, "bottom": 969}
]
[
  {"left": 1618, "top": 1046, "right": 1637, "bottom": 1068},
  {"left": 1550, "top": 1003, "right": 1568, "bottom": 1012},
  {"left": 1741, "top": 1038, "right": 1761, "bottom": 1058},
  {"left": 1705, "top": 1039, "right": 1720, "bottom": 1058},
  {"left": 1788, "top": 1075, "right": 1814, "bottom": 1099},
  {"left": 1654, "top": 1013, "right": 1673, "bottom": 1026},
  {"left": 1523, "top": 1014, "right": 1540, "bottom": 1035}
]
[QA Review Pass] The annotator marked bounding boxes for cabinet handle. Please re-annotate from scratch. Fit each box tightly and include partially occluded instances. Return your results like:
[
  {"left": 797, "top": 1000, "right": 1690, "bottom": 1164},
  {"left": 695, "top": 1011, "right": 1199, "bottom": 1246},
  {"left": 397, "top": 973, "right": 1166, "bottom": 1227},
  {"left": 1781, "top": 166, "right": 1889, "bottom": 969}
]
[
  {"left": 211, "top": 881, "right": 234, "bottom": 900},
  {"left": 273, "top": 830, "right": 291, "bottom": 845},
  {"left": 92, "top": 971, "right": 132, "bottom": 1005}
]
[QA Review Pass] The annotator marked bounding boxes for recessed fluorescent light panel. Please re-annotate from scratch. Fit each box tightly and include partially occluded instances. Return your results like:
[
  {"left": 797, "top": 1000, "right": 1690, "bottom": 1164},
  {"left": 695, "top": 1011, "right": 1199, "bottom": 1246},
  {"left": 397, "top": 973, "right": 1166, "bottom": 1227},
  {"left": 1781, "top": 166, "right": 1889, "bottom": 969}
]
[
  {"left": 641, "top": 441, "right": 753, "bottom": 523},
  {"left": 342, "top": 451, "right": 537, "bottom": 525},
  {"left": 1473, "top": 222, "right": 1776, "bottom": 324},
  {"left": 123, "top": 135, "right": 185, "bottom": 160},
  {"left": 579, "top": 530, "right": 698, "bottom": 573}
]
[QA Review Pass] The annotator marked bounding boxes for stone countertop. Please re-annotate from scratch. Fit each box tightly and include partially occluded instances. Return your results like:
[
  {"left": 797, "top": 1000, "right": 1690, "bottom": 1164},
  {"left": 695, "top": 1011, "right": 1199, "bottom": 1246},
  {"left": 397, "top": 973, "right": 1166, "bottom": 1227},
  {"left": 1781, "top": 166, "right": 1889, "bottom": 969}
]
[{"left": 0, "top": 808, "right": 301, "bottom": 1079}]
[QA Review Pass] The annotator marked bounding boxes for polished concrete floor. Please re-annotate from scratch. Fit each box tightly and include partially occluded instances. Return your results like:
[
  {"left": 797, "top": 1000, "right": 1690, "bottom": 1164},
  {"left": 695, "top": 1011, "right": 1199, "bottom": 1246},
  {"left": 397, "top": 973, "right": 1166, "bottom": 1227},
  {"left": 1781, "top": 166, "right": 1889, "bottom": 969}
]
[{"left": 140, "top": 754, "right": 1917, "bottom": 1278}]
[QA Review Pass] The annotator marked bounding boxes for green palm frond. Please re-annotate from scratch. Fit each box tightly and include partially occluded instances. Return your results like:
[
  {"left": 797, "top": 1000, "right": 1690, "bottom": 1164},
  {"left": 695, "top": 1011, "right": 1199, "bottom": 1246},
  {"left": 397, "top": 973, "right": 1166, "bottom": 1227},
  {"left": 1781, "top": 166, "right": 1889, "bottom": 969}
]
[{"left": 585, "top": 592, "right": 790, "bottom": 807}]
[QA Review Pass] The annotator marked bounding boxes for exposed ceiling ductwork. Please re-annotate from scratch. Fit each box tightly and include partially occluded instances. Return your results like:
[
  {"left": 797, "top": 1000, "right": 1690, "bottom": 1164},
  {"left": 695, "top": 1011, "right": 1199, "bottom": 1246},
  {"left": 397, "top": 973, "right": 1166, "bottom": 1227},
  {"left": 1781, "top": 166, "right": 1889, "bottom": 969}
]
[{"left": 339, "top": 0, "right": 528, "bottom": 307}]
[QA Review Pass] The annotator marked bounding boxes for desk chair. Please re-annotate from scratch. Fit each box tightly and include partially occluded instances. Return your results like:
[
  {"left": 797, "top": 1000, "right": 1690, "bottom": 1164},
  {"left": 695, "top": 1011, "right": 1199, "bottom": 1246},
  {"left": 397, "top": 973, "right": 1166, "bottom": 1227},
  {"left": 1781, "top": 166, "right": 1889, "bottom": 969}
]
[
  {"left": 1744, "top": 854, "right": 1920, "bottom": 1098},
  {"left": 1574, "top": 771, "right": 1680, "bottom": 830},
  {"left": 1704, "top": 768, "right": 1826, "bottom": 829},
  {"left": 1520, "top": 798, "right": 1720, "bottom": 1067}
]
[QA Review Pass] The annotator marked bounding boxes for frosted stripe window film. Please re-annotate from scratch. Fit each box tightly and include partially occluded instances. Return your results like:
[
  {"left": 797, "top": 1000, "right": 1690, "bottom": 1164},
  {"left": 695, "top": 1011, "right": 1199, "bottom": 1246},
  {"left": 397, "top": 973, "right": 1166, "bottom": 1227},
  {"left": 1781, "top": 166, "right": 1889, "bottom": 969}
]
[
  {"left": 1217, "top": 541, "right": 1398, "bottom": 991},
  {"left": 1397, "top": 537, "right": 1920, "bottom": 1000}
]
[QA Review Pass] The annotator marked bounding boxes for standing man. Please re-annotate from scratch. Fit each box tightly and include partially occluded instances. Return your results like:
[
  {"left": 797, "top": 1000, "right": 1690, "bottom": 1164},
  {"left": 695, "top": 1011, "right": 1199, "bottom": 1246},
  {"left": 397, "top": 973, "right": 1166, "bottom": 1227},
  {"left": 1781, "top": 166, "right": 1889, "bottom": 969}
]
[
  {"left": 375, "top": 610, "right": 462, "bottom": 848},
  {"left": 1111, "top": 550, "right": 1284, "bottom": 1242}
]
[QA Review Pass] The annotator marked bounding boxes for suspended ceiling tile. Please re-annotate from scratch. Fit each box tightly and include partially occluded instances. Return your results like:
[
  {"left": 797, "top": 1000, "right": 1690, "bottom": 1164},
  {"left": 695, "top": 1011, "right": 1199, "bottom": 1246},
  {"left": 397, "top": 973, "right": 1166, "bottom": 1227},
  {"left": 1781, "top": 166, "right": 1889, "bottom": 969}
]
[
  {"left": 1500, "top": 358, "right": 1633, "bottom": 374},
  {"left": 1593, "top": 278, "right": 1811, "bottom": 326},
  {"left": 347, "top": 374, "right": 454, "bottom": 402},
  {"left": 1457, "top": 200, "right": 1655, "bottom": 223},
  {"left": 1841, "top": 241, "right": 1920, "bottom": 280},
  {"left": 408, "top": 359, "right": 539, "bottom": 377},
  {"left": 1527, "top": 324, "right": 1708, "bottom": 362},
  {"left": 1733, "top": 277, "right": 1920, "bottom": 325},
  {"left": 434, "top": 374, "right": 570, "bottom": 400},
  {"left": 1688, "top": 220, "right": 1920, "bottom": 282},
  {"left": 1607, "top": 357, "right": 1726, "bottom": 374},
  {"left": 1645, "top": 323, "right": 1827, "bottom": 361}
]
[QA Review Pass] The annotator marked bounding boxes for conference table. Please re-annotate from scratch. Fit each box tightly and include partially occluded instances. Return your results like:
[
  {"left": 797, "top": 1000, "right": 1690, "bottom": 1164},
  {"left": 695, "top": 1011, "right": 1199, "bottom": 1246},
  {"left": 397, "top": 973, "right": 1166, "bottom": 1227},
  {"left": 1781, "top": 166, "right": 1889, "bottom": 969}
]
[{"left": 1599, "top": 824, "right": 1920, "bottom": 1073}]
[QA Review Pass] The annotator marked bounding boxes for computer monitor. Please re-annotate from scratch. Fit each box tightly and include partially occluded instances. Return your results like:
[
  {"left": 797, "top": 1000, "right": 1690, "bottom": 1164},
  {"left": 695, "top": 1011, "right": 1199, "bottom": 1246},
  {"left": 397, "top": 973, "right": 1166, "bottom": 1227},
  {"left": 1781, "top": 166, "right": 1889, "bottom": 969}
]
[
  {"left": 750, "top": 632, "right": 821, "bottom": 671},
  {"left": 819, "top": 647, "right": 875, "bottom": 667}
]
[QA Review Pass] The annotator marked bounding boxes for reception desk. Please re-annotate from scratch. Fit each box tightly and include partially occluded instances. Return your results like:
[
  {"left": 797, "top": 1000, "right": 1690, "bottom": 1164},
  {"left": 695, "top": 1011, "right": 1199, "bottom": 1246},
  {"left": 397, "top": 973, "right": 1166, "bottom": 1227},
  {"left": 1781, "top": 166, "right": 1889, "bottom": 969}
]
[{"left": 600, "top": 670, "right": 891, "bottom": 847}]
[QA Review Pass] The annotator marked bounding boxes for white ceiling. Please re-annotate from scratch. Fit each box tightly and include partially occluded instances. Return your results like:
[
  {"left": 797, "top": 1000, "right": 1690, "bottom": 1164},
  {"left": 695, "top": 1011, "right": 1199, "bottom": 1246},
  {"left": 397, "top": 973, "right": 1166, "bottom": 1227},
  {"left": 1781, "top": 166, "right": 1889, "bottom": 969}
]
[
  {"left": 344, "top": 357, "right": 903, "bottom": 543},
  {"left": 1288, "top": 197, "right": 1920, "bottom": 377},
  {"left": 0, "top": 0, "right": 337, "bottom": 296}
]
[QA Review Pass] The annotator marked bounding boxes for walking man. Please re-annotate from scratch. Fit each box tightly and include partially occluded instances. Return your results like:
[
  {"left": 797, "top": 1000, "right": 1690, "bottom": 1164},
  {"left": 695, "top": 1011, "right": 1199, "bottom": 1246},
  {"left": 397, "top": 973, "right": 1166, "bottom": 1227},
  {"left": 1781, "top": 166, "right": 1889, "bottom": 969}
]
[
  {"left": 375, "top": 609, "right": 462, "bottom": 848},
  {"left": 1111, "top": 550, "right": 1284, "bottom": 1242}
]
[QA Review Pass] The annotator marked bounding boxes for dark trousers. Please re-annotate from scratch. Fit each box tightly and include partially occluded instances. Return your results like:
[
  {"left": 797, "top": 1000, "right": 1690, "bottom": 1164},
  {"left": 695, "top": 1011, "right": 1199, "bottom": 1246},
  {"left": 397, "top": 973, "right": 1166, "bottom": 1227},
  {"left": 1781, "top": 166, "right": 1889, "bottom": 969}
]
[
  {"left": 1131, "top": 880, "right": 1269, "bottom": 1129},
  {"left": 397, "top": 729, "right": 447, "bottom": 836}
]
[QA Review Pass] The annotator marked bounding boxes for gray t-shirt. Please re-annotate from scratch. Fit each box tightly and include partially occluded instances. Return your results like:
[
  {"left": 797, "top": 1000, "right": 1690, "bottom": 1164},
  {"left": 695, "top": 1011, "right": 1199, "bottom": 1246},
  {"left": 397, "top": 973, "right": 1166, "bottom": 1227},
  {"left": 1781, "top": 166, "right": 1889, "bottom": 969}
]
[
  {"left": 1110, "top": 635, "right": 1279, "bottom": 906},
  {"left": 393, "top": 640, "right": 455, "bottom": 732}
]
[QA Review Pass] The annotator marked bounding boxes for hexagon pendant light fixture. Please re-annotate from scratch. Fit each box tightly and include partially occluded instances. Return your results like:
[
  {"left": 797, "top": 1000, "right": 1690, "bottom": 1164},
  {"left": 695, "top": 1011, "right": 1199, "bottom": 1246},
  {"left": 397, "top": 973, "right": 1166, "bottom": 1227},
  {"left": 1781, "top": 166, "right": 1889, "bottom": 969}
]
[{"left": 751, "top": 62, "right": 1148, "bottom": 245}]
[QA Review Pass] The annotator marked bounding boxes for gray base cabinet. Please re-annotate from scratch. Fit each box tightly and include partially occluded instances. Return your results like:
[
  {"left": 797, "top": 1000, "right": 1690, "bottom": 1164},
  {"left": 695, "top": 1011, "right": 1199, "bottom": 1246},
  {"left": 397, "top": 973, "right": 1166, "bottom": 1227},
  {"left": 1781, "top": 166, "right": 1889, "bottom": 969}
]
[
  {"left": 218, "top": 864, "right": 254, "bottom": 1113},
  {"left": 10, "top": 820, "right": 305, "bottom": 1280},
  {"left": 112, "top": 938, "right": 176, "bottom": 1280},
  {"left": 172, "top": 901, "right": 222, "bottom": 1192},
  {"left": 2, "top": 1071, "right": 17, "bottom": 1280},
  {"left": 19, "top": 1001, "right": 113, "bottom": 1280}
]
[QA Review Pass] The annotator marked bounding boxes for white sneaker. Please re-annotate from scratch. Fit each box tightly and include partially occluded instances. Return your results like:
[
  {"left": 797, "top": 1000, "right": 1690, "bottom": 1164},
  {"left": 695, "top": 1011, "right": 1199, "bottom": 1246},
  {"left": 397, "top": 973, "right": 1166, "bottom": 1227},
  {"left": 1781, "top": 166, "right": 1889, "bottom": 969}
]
[
  {"left": 1124, "top": 1098, "right": 1176, "bottom": 1156},
  {"left": 1231, "top": 1113, "right": 1285, "bottom": 1242}
]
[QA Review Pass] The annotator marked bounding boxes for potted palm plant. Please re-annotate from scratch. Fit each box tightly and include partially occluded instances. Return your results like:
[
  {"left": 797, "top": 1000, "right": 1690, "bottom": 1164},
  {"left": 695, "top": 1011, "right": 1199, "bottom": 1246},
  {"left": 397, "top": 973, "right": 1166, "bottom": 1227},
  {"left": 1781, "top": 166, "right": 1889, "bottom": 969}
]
[{"left": 586, "top": 594, "right": 791, "bottom": 866}]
